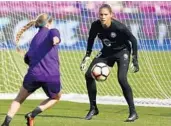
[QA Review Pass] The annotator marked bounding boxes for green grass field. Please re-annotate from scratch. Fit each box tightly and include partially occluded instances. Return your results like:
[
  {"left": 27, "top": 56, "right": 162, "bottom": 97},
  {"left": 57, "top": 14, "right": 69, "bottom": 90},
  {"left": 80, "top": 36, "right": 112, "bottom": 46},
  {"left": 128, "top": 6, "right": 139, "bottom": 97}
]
[{"left": 0, "top": 100, "right": 171, "bottom": 126}]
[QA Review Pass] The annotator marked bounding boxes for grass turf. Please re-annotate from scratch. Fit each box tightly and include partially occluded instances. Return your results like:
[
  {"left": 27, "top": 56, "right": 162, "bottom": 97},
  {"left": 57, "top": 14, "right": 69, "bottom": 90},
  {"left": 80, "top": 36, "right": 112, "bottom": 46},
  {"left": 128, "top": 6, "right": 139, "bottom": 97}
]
[{"left": 0, "top": 100, "right": 171, "bottom": 126}]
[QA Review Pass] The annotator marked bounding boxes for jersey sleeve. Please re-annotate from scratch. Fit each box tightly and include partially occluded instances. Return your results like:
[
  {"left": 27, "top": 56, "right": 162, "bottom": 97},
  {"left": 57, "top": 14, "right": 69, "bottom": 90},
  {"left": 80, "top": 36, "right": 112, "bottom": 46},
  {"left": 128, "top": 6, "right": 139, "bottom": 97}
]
[
  {"left": 49, "top": 29, "right": 61, "bottom": 43},
  {"left": 122, "top": 25, "right": 138, "bottom": 57},
  {"left": 86, "top": 21, "right": 98, "bottom": 56}
]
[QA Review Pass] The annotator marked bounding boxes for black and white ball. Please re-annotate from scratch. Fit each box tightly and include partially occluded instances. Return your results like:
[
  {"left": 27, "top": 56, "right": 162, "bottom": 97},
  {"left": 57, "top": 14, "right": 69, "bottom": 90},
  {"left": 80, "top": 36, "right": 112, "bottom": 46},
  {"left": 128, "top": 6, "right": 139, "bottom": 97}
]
[{"left": 91, "top": 62, "right": 110, "bottom": 81}]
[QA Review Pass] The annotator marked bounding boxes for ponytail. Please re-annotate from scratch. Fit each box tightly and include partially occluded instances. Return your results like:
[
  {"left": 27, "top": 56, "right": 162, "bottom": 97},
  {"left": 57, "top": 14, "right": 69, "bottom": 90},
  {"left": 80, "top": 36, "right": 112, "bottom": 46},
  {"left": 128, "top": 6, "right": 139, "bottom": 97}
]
[{"left": 16, "top": 20, "right": 35, "bottom": 44}]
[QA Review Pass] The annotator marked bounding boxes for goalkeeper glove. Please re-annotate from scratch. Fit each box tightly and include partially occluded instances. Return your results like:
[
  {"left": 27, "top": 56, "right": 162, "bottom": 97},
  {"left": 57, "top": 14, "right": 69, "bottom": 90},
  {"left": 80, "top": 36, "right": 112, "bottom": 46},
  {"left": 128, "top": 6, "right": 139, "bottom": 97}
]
[
  {"left": 80, "top": 55, "right": 90, "bottom": 71},
  {"left": 130, "top": 55, "right": 139, "bottom": 73}
]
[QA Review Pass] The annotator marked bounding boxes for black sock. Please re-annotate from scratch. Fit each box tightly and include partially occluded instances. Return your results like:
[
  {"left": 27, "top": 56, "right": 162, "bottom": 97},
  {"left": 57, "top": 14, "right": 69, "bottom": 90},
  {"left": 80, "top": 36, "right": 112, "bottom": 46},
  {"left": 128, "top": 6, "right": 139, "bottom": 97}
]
[
  {"left": 30, "top": 107, "right": 42, "bottom": 118},
  {"left": 2, "top": 115, "right": 12, "bottom": 125}
]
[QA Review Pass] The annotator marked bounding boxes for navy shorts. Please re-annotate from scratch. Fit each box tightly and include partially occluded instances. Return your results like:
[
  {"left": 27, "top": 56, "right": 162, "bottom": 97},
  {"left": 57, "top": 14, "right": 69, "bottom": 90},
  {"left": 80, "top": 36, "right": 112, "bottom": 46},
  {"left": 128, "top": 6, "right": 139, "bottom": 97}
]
[{"left": 23, "top": 80, "right": 61, "bottom": 99}]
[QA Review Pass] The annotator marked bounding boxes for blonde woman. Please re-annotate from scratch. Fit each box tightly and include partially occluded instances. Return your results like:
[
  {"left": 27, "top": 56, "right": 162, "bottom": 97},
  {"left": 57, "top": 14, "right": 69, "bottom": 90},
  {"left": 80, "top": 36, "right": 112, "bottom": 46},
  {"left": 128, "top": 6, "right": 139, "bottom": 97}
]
[{"left": 1, "top": 13, "right": 61, "bottom": 126}]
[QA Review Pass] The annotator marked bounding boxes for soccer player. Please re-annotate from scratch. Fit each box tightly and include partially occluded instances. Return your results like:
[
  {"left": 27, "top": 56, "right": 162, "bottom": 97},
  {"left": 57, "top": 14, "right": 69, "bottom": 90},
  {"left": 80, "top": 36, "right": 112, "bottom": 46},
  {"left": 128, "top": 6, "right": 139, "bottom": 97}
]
[
  {"left": 1, "top": 13, "right": 61, "bottom": 126},
  {"left": 80, "top": 4, "right": 139, "bottom": 122}
]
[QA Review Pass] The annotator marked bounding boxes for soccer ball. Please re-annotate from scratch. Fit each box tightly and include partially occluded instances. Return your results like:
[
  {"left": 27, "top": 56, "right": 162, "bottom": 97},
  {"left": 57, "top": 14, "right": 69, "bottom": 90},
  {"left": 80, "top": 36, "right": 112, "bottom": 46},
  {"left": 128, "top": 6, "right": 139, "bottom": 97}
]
[{"left": 91, "top": 62, "right": 110, "bottom": 81}]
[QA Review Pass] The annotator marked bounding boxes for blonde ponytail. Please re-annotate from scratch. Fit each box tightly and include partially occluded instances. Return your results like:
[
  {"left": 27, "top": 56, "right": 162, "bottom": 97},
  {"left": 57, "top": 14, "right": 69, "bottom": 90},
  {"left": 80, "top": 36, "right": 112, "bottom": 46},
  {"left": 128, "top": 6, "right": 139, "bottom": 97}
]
[
  {"left": 16, "top": 20, "right": 36, "bottom": 45},
  {"left": 16, "top": 13, "right": 52, "bottom": 45}
]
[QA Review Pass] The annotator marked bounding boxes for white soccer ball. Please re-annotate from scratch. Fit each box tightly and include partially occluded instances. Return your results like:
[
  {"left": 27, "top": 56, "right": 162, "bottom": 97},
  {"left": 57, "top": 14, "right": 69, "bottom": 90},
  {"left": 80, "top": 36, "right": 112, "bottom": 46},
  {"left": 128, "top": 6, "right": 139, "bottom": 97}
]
[{"left": 91, "top": 62, "right": 110, "bottom": 81}]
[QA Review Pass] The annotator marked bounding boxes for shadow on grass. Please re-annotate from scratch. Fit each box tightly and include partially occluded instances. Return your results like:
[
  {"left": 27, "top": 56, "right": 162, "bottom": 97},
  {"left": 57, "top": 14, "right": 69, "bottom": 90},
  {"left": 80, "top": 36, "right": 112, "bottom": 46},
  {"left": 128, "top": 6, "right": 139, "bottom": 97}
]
[
  {"left": 146, "top": 113, "right": 171, "bottom": 117},
  {"left": 85, "top": 108, "right": 127, "bottom": 114},
  {"left": 0, "top": 113, "right": 84, "bottom": 119}
]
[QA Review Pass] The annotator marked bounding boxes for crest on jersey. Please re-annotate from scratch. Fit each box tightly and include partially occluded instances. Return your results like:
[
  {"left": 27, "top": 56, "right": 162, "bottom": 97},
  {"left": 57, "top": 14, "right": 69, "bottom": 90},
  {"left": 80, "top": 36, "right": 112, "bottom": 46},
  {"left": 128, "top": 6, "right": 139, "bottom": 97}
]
[
  {"left": 123, "top": 54, "right": 128, "bottom": 60},
  {"left": 110, "top": 32, "right": 116, "bottom": 38}
]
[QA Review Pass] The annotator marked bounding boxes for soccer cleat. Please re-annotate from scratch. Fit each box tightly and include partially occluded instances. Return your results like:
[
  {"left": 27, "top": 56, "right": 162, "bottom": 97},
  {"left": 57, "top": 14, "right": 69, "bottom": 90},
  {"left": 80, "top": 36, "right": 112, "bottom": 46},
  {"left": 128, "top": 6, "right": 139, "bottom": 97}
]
[
  {"left": 25, "top": 113, "right": 34, "bottom": 126},
  {"left": 125, "top": 112, "right": 138, "bottom": 122},
  {"left": 85, "top": 108, "right": 99, "bottom": 120}
]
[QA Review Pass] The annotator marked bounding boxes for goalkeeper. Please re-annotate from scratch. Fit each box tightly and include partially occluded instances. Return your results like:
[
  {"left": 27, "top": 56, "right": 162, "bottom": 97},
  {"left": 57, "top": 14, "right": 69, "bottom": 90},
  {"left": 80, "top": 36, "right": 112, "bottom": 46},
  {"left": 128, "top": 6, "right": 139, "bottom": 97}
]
[
  {"left": 1, "top": 13, "right": 61, "bottom": 126},
  {"left": 80, "top": 4, "right": 139, "bottom": 122}
]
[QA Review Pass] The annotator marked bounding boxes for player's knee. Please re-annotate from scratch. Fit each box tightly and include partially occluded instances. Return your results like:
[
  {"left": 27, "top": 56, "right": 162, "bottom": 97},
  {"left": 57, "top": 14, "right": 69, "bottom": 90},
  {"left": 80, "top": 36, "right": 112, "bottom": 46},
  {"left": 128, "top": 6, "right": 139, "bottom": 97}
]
[
  {"left": 118, "top": 75, "right": 132, "bottom": 91},
  {"left": 14, "top": 97, "right": 25, "bottom": 104},
  {"left": 118, "top": 74, "right": 127, "bottom": 85},
  {"left": 14, "top": 94, "right": 28, "bottom": 104},
  {"left": 85, "top": 71, "right": 92, "bottom": 79}
]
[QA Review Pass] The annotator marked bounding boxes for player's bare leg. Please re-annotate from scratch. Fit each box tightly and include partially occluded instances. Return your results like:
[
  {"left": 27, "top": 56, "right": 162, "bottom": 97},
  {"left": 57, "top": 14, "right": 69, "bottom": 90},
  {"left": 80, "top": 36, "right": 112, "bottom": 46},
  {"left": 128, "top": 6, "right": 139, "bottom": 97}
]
[
  {"left": 25, "top": 92, "right": 61, "bottom": 126},
  {"left": 1, "top": 86, "right": 31, "bottom": 126}
]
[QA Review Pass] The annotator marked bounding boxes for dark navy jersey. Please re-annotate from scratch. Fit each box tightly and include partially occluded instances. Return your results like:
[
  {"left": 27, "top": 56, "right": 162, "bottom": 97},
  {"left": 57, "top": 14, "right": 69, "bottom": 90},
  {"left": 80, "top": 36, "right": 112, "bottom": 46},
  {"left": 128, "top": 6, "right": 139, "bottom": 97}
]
[{"left": 86, "top": 19, "right": 138, "bottom": 56}]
